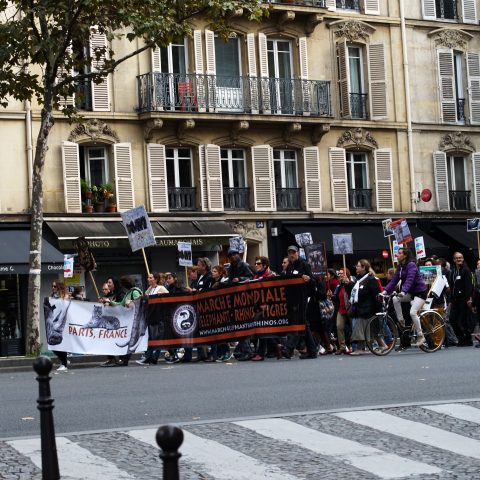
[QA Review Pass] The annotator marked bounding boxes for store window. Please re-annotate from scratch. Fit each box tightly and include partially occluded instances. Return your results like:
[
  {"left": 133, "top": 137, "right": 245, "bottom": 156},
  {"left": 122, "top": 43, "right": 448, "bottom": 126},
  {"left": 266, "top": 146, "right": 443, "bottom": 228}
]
[{"left": 0, "top": 275, "right": 24, "bottom": 356}]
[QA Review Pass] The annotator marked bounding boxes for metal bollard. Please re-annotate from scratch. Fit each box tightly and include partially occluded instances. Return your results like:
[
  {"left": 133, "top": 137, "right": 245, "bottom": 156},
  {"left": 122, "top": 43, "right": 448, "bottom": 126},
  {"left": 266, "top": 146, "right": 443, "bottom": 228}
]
[
  {"left": 156, "top": 425, "right": 184, "bottom": 480},
  {"left": 33, "top": 356, "right": 60, "bottom": 480}
]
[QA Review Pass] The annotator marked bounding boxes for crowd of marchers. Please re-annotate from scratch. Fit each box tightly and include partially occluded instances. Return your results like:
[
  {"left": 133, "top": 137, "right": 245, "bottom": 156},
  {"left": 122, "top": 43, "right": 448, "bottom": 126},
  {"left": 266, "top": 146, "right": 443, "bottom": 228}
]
[{"left": 50, "top": 246, "right": 480, "bottom": 371}]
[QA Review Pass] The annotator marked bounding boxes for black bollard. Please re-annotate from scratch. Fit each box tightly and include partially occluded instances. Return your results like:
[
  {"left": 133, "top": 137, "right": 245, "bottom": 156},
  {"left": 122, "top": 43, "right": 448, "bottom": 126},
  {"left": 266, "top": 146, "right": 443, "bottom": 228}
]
[
  {"left": 33, "top": 356, "right": 60, "bottom": 480},
  {"left": 156, "top": 425, "right": 184, "bottom": 480}
]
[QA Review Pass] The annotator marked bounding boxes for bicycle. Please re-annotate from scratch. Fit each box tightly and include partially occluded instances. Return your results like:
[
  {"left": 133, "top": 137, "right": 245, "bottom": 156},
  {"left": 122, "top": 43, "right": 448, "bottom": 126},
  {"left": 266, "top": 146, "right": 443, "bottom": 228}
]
[{"left": 364, "top": 293, "right": 446, "bottom": 356}]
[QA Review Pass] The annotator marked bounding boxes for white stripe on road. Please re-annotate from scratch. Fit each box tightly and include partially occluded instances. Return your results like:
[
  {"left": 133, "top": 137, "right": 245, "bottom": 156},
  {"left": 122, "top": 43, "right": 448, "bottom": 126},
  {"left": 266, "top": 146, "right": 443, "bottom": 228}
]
[
  {"left": 234, "top": 418, "right": 440, "bottom": 479},
  {"left": 128, "top": 428, "right": 299, "bottom": 480},
  {"left": 422, "top": 403, "right": 480, "bottom": 425},
  {"left": 7, "top": 436, "right": 133, "bottom": 480},
  {"left": 335, "top": 410, "right": 480, "bottom": 460}
]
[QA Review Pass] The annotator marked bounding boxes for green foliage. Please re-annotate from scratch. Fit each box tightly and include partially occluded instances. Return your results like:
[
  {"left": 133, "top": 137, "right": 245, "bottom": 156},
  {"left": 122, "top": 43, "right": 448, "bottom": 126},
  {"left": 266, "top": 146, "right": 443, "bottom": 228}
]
[{"left": 80, "top": 178, "right": 92, "bottom": 192}]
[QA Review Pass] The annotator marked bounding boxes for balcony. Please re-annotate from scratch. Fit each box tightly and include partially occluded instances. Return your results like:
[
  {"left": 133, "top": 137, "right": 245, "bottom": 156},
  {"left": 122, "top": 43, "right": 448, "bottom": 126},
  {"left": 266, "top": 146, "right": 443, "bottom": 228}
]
[
  {"left": 276, "top": 188, "right": 301, "bottom": 210},
  {"left": 223, "top": 187, "right": 250, "bottom": 210},
  {"left": 349, "top": 188, "right": 372, "bottom": 210},
  {"left": 436, "top": 0, "right": 457, "bottom": 20},
  {"left": 266, "top": 0, "right": 327, "bottom": 6},
  {"left": 168, "top": 187, "right": 196, "bottom": 211},
  {"left": 336, "top": 0, "right": 360, "bottom": 10},
  {"left": 137, "top": 73, "right": 331, "bottom": 117},
  {"left": 449, "top": 190, "right": 471, "bottom": 211},
  {"left": 457, "top": 98, "right": 465, "bottom": 123},
  {"left": 350, "top": 93, "right": 368, "bottom": 119}
]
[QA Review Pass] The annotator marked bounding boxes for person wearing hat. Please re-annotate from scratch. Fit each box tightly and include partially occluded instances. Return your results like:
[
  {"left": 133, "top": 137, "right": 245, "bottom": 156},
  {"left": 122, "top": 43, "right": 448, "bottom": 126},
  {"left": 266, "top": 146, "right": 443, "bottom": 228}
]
[
  {"left": 283, "top": 245, "right": 319, "bottom": 359},
  {"left": 227, "top": 248, "right": 253, "bottom": 284}
]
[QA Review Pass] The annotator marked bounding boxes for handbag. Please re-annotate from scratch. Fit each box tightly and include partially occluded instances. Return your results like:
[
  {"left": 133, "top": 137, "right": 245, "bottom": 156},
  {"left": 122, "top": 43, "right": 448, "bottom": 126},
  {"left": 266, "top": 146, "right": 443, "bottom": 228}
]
[{"left": 318, "top": 298, "right": 335, "bottom": 321}]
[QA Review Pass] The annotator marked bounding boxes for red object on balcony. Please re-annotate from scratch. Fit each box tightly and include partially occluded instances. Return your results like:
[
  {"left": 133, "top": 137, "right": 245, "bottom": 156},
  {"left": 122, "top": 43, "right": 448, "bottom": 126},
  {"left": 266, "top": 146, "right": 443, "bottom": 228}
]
[{"left": 177, "top": 82, "right": 197, "bottom": 111}]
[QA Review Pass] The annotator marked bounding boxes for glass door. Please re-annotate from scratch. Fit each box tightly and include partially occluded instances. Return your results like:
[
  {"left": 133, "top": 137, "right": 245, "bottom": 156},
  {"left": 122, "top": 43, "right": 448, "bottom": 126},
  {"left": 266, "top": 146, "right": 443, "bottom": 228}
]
[
  {"left": 215, "top": 36, "right": 242, "bottom": 112},
  {"left": 160, "top": 40, "right": 188, "bottom": 110},
  {"left": 267, "top": 39, "right": 293, "bottom": 114}
]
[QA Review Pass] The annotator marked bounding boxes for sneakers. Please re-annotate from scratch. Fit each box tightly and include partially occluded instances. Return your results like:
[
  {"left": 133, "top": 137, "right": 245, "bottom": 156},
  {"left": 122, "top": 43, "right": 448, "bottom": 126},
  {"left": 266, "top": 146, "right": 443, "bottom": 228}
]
[
  {"left": 56, "top": 365, "right": 68, "bottom": 372},
  {"left": 414, "top": 333, "right": 426, "bottom": 347},
  {"left": 251, "top": 354, "right": 264, "bottom": 361},
  {"left": 100, "top": 359, "right": 118, "bottom": 367},
  {"left": 135, "top": 358, "right": 157, "bottom": 365},
  {"left": 165, "top": 355, "right": 180, "bottom": 364}
]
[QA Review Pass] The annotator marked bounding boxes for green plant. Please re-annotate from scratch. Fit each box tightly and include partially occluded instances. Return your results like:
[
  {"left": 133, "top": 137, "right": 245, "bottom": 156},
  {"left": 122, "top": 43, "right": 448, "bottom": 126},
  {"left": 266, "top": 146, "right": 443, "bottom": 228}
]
[
  {"left": 91, "top": 184, "right": 102, "bottom": 203},
  {"left": 99, "top": 182, "right": 114, "bottom": 201},
  {"left": 80, "top": 178, "right": 92, "bottom": 193}
]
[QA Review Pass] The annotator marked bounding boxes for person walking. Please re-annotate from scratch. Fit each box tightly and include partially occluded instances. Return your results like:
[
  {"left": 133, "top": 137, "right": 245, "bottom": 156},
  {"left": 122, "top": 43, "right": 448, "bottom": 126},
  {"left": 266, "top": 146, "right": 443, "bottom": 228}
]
[
  {"left": 333, "top": 268, "right": 354, "bottom": 355},
  {"left": 227, "top": 248, "right": 253, "bottom": 283},
  {"left": 51, "top": 282, "right": 71, "bottom": 371}
]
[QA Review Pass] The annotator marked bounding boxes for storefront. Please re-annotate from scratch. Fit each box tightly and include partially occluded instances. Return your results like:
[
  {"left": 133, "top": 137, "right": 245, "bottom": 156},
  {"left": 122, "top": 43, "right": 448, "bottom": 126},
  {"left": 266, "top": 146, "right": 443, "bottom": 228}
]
[{"left": 0, "top": 226, "right": 64, "bottom": 356}]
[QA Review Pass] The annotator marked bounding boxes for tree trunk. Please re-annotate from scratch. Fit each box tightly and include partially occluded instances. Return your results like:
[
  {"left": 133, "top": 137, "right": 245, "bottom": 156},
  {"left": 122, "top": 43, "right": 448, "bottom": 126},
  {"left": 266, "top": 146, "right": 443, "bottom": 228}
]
[{"left": 26, "top": 104, "right": 55, "bottom": 356}]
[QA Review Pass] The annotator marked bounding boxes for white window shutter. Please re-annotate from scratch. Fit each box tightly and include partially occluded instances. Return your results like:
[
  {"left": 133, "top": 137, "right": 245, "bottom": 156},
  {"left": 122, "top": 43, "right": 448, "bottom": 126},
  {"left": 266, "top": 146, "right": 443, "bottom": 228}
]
[
  {"left": 364, "top": 0, "right": 380, "bottom": 15},
  {"left": 299, "top": 37, "right": 311, "bottom": 115},
  {"left": 433, "top": 151, "right": 450, "bottom": 211},
  {"left": 247, "top": 33, "right": 259, "bottom": 114},
  {"left": 151, "top": 47, "right": 161, "bottom": 72},
  {"left": 61, "top": 141, "right": 82, "bottom": 213},
  {"left": 205, "top": 30, "right": 216, "bottom": 75},
  {"left": 258, "top": 33, "right": 271, "bottom": 114},
  {"left": 303, "top": 147, "right": 322, "bottom": 212},
  {"left": 368, "top": 43, "right": 388, "bottom": 120},
  {"left": 422, "top": 0, "right": 436, "bottom": 20},
  {"left": 90, "top": 28, "right": 111, "bottom": 111},
  {"left": 205, "top": 144, "right": 224, "bottom": 212},
  {"left": 193, "top": 30, "right": 206, "bottom": 112},
  {"left": 329, "top": 147, "right": 349, "bottom": 212},
  {"left": 252, "top": 145, "right": 276, "bottom": 211},
  {"left": 325, "top": 0, "right": 336, "bottom": 10},
  {"left": 114, "top": 143, "right": 135, "bottom": 212},
  {"left": 374, "top": 148, "right": 394, "bottom": 212},
  {"left": 462, "top": 0, "right": 477, "bottom": 23},
  {"left": 467, "top": 52, "right": 480, "bottom": 125},
  {"left": 198, "top": 145, "right": 208, "bottom": 212},
  {"left": 57, "top": 45, "right": 75, "bottom": 109},
  {"left": 472, "top": 153, "right": 480, "bottom": 211},
  {"left": 437, "top": 49, "right": 457, "bottom": 123},
  {"left": 336, "top": 40, "right": 351, "bottom": 119},
  {"left": 147, "top": 144, "right": 169, "bottom": 213}
]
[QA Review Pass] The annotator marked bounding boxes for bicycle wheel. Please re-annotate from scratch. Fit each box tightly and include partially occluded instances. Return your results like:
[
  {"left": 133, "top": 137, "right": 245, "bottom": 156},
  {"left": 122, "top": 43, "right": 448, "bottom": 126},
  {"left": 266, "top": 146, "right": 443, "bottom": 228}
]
[
  {"left": 365, "top": 314, "right": 397, "bottom": 356},
  {"left": 419, "top": 310, "right": 445, "bottom": 353}
]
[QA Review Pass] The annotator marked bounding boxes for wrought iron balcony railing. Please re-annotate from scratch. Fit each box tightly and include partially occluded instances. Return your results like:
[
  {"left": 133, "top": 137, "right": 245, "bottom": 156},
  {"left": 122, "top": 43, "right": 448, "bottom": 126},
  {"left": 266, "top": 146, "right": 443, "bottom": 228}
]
[
  {"left": 348, "top": 188, "right": 372, "bottom": 211},
  {"left": 266, "top": 0, "right": 327, "bottom": 6},
  {"left": 449, "top": 190, "right": 471, "bottom": 211},
  {"left": 436, "top": 0, "right": 457, "bottom": 20},
  {"left": 336, "top": 0, "right": 360, "bottom": 10},
  {"left": 137, "top": 73, "right": 332, "bottom": 117},
  {"left": 168, "top": 187, "right": 196, "bottom": 211},
  {"left": 223, "top": 187, "right": 250, "bottom": 210},
  {"left": 457, "top": 98, "right": 465, "bottom": 123},
  {"left": 350, "top": 93, "right": 368, "bottom": 119},
  {"left": 276, "top": 188, "right": 301, "bottom": 210}
]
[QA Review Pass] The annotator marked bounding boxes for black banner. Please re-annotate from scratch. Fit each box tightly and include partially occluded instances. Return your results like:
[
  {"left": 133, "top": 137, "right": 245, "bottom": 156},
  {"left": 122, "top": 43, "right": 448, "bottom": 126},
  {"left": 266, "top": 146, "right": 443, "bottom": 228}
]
[{"left": 148, "top": 277, "right": 307, "bottom": 348}]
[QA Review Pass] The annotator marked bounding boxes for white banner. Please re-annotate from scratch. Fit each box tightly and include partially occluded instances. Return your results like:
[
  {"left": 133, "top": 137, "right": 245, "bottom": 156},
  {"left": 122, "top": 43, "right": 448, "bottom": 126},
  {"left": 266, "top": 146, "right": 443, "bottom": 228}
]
[
  {"left": 44, "top": 298, "right": 148, "bottom": 355},
  {"left": 178, "top": 241, "right": 192, "bottom": 267},
  {"left": 121, "top": 205, "right": 156, "bottom": 252},
  {"left": 415, "top": 236, "right": 426, "bottom": 260}
]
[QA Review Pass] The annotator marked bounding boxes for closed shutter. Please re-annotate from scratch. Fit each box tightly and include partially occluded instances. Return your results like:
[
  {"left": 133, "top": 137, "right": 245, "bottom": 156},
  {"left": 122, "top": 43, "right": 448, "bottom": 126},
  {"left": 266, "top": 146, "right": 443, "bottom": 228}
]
[
  {"left": 467, "top": 52, "right": 480, "bottom": 125},
  {"left": 462, "top": 0, "right": 477, "bottom": 23},
  {"left": 336, "top": 40, "right": 351, "bottom": 119},
  {"left": 422, "top": 0, "right": 436, "bottom": 20},
  {"left": 374, "top": 148, "right": 394, "bottom": 212},
  {"left": 258, "top": 32, "right": 271, "bottom": 114},
  {"left": 433, "top": 151, "right": 450, "bottom": 211},
  {"left": 252, "top": 145, "right": 276, "bottom": 211},
  {"left": 368, "top": 43, "right": 387, "bottom": 120},
  {"left": 61, "top": 141, "right": 82, "bottom": 213},
  {"left": 147, "top": 144, "right": 169, "bottom": 213},
  {"left": 364, "top": 0, "right": 380, "bottom": 15},
  {"left": 325, "top": 0, "right": 336, "bottom": 10},
  {"left": 151, "top": 47, "right": 161, "bottom": 72},
  {"left": 90, "top": 28, "right": 110, "bottom": 111},
  {"left": 205, "top": 144, "right": 224, "bottom": 211},
  {"left": 299, "top": 37, "right": 311, "bottom": 116},
  {"left": 303, "top": 147, "right": 322, "bottom": 212},
  {"left": 437, "top": 49, "right": 457, "bottom": 123},
  {"left": 329, "top": 147, "right": 349, "bottom": 212},
  {"left": 472, "top": 153, "right": 480, "bottom": 211},
  {"left": 193, "top": 30, "right": 206, "bottom": 112},
  {"left": 114, "top": 143, "right": 135, "bottom": 212},
  {"left": 198, "top": 145, "right": 208, "bottom": 211},
  {"left": 247, "top": 33, "right": 259, "bottom": 114},
  {"left": 205, "top": 29, "right": 216, "bottom": 111},
  {"left": 57, "top": 45, "right": 75, "bottom": 109}
]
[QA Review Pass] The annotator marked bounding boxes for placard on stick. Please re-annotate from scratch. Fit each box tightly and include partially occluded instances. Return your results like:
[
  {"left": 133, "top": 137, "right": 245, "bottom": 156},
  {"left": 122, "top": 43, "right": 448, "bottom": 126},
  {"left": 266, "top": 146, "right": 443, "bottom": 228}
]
[
  {"left": 332, "top": 233, "right": 353, "bottom": 255},
  {"left": 121, "top": 205, "right": 156, "bottom": 252},
  {"left": 178, "top": 242, "right": 193, "bottom": 267},
  {"left": 304, "top": 243, "right": 327, "bottom": 276}
]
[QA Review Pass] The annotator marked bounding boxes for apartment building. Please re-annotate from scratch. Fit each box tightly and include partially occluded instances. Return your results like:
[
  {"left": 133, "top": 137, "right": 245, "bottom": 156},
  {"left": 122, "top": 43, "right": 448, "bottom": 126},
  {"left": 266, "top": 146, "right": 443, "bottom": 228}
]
[{"left": 0, "top": 0, "right": 479, "bottom": 353}]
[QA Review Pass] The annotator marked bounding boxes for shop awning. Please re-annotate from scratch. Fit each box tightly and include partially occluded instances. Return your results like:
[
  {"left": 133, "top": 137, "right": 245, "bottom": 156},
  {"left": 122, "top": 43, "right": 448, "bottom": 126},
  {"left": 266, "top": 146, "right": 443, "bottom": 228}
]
[
  {"left": 46, "top": 220, "right": 236, "bottom": 249},
  {"left": 435, "top": 222, "right": 476, "bottom": 250},
  {"left": 284, "top": 222, "right": 448, "bottom": 255},
  {"left": 0, "top": 229, "right": 64, "bottom": 274}
]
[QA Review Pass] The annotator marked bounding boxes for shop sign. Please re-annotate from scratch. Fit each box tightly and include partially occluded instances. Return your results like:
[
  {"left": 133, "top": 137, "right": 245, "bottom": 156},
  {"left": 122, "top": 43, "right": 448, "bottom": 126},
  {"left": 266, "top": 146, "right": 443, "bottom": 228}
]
[
  {"left": 156, "top": 238, "right": 205, "bottom": 247},
  {"left": 0, "top": 264, "right": 63, "bottom": 274}
]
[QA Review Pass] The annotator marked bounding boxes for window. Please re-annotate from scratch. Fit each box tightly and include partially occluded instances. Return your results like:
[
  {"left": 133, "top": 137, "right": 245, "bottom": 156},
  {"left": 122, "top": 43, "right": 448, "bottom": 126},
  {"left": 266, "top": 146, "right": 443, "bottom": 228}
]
[
  {"left": 221, "top": 149, "right": 246, "bottom": 187},
  {"left": 267, "top": 39, "right": 293, "bottom": 114},
  {"left": 160, "top": 40, "right": 187, "bottom": 75},
  {"left": 346, "top": 152, "right": 372, "bottom": 210},
  {"left": 274, "top": 150, "right": 298, "bottom": 188},
  {"left": 166, "top": 148, "right": 193, "bottom": 187},
  {"left": 215, "top": 37, "right": 241, "bottom": 84},
  {"left": 447, "top": 155, "right": 466, "bottom": 190},
  {"left": 80, "top": 146, "right": 109, "bottom": 186},
  {"left": 423, "top": 0, "right": 478, "bottom": 23},
  {"left": 336, "top": 0, "right": 360, "bottom": 10},
  {"left": 435, "top": 0, "right": 457, "bottom": 19}
]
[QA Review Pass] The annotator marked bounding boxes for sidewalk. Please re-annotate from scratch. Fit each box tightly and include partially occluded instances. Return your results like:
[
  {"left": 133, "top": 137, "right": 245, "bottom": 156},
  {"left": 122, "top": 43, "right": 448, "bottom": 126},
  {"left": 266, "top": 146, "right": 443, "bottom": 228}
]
[{"left": 0, "top": 353, "right": 143, "bottom": 373}]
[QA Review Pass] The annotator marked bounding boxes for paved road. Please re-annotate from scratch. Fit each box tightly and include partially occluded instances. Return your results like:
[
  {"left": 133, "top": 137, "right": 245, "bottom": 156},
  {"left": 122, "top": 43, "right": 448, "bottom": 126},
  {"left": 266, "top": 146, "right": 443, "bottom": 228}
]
[
  {"left": 2, "top": 400, "right": 480, "bottom": 479},
  {"left": 1, "top": 347, "right": 479, "bottom": 439}
]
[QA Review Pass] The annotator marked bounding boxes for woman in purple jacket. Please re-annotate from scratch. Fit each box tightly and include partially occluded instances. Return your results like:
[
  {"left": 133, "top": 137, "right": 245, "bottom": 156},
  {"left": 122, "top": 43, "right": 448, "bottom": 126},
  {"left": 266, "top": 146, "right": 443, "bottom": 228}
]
[{"left": 384, "top": 247, "right": 428, "bottom": 347}]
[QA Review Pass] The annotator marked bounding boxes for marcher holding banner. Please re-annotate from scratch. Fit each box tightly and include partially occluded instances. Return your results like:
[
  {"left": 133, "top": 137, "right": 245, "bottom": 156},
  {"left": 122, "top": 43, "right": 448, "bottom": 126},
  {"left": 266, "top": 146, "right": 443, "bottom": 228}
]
[
  {"left": 227, "top": 248, "right": 253, "bottom": 283},
  {"left": 50, "top": 282, "right": 72, "bottom": 371}
]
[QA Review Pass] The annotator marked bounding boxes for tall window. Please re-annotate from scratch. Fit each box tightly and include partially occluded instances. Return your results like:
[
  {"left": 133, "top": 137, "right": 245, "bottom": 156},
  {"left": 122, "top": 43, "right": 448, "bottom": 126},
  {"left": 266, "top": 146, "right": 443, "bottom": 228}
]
[
  {"left": 454, "top": 51, "right": 466, "bottom": 122},
  {"left": 346, "top": 152, "right": 369, "bottom": 189},
  {"left": 336, "top": 0, "right": 360, "bottom": 10},
  {"left": 166, "top": 148, "right": 192, "bottom": 187},
  {"left": 447, "top": 155, "right": 466, "bottom": 190},
  {"left": 215, "top": 37, "right": 241, "bottom": 83},
  {"left": 348, "top": 46, "right": 366, "bottom": 119},
  {"left": 221, "top": 149, "right": 246, "bottom": 187},
  {"left": 80, "top": 146, "right": 109, "bottom": 186},
  {"left": 273, "top": 150, "right": 297, "bottom": 188},
  {"left": 435, "top": 0, "right": 457, "bottom": 19},
  {"left": 160, "top": 40, "right": 187, "bottom": 75}
]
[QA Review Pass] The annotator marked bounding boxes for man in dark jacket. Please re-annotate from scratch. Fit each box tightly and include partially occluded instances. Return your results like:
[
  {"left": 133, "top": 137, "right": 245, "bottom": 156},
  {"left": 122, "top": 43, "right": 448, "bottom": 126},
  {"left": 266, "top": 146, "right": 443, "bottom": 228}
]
[
  {"left": 227, "top": 248, "right": 253, "bottom": 283},
  {"left": 448, "top": 252, "right": 473, "bottom": 346}
]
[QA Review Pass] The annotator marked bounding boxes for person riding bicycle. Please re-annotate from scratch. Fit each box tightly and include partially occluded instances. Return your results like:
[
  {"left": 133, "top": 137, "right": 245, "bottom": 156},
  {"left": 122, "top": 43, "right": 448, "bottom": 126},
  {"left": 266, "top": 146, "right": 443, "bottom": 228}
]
[{"left": 383, "top": 247, "right": 428, "bottom": 347}]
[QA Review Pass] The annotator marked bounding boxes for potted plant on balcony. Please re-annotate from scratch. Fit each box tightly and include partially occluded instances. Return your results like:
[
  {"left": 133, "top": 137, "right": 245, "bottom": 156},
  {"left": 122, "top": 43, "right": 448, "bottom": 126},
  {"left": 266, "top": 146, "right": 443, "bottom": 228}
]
[
  {"left": 80, "top": 179, "right": 93, "bottom": 200},
  {"left": 92, "top": 185, "right": 105, "bottom": 212},
  {"left": 83, "top": 201, "right": 94, "bottom": 214},
  {"left": 100, "top": 183, "right": 117, "bottom": 212}
]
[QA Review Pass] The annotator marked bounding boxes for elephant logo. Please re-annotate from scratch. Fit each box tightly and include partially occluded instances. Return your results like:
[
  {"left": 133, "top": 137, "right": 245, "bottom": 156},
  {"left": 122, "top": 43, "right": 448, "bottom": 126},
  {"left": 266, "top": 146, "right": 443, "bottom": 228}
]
[{"left": 172, "top": 304, "right": 197, "bottom": 336}]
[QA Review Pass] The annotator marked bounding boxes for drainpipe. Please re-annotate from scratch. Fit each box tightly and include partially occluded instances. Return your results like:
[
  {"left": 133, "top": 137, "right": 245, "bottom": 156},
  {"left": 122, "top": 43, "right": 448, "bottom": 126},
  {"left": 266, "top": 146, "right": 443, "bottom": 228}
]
[
  {"left": 25, "top": 99, "right": 33, "bottom": 206},
  {"left": 400, "top": 0, "right": 417, "bottom": 212}
]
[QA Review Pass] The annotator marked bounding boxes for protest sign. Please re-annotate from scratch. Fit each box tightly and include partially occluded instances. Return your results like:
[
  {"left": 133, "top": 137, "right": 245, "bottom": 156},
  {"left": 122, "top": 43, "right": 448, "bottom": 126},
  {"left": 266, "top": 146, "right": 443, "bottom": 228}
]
[
  {"left": 382, "top": 218, "right": 394, "bottom": 237},
  {"left": 392, "top": 240, "right": 402, "bottom": 263},
  {"left": 305, "top": 243, "right": 327, "bottom": 275},
  {"left": 391, "top": 218, "right": 412, "bottom": 244},
  {"left": 415, "top": 236, "right": 426, "bottom": 260},
  {"left": 467, "top": 218, "right": 480, "bottom": 231},
  {"left": 63, "top": 254, "right": 74, "bottom": 278},
  {"left": 295, "top": 232, "right": 313, "bottom": 247},
  {"left": 332, "top": 233, "right": 353, "bottom": 255},
  {"left": 121, "top": 205, "right": 156, "bottom": 252},
  {"left": 419, "top": 265, "right": 441, "bottom": 286},
  {"left": 178, "top": 241, "right": 193, "bottom": 267},
  {"left": 229, "top": 236, "right": 245, "bottom": 253}
]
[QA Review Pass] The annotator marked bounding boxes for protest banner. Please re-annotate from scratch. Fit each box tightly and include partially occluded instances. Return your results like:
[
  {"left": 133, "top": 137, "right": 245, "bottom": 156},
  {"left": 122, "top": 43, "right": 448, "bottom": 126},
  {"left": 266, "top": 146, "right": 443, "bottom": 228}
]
[
  {"left": 295, "top": 232, "right": 313, "bottom": 247},
  {"left": 148, "top": 277, "right": 307, "bottom": 348},
  {"left": 178, "top": 242, "right": 193, "bottom": 267},
  {"left": 391, "top": 218, "right": 412, "bottom": 245},
  {"left": 382, "top": 218, "right": 394, "bottom": 237},
  {"left": 44, "top": 297, "right": 148, "bottom": 355},
  {"left": 63, "top": 254, "right": 74, "bottom": 278},
  {"left": 415, "top": 236, "right": 426, "bottom": 260},
  {"left": 332, "top": 233, "right": 353, "bottom": 272},
  {"left": 392, "top": 240, "right": 402, "bottom": 263},
  {"left": 305, "top": 243, "right": 327, "bottom": 276}
]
